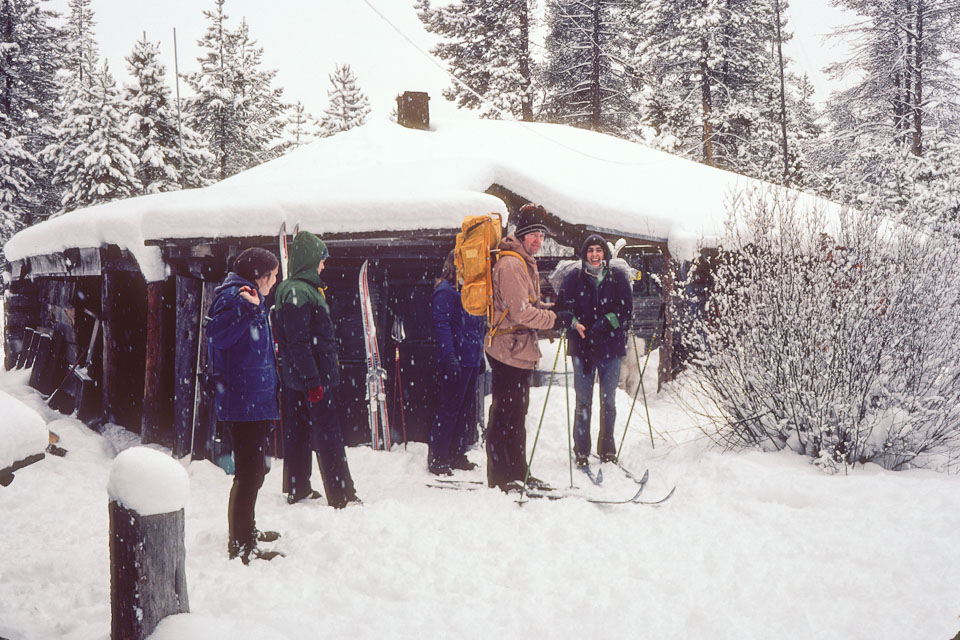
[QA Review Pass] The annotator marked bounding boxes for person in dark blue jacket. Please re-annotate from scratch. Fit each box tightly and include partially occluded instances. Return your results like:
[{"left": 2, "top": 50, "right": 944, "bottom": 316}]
[
  {"left": 558, "top": 235, "right": 633, "bottom": 466},
  {"left": 273, "top": 231, "right": 360, "bottom": 509},
  {"left": 206, "top": 247, "right": 282, "bottom": 564},
  {"left": 428, "top": 250, "right": 486, "bottom": 476}
]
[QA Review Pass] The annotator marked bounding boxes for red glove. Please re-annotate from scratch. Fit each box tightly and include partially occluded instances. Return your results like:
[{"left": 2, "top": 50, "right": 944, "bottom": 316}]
[{"left": 307, "top": 385, "right": 324, "bottom": 403}]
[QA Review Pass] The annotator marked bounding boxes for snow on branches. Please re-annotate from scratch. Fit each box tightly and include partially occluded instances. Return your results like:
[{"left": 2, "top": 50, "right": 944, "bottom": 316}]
[{"left": 676, "top": 187, "right": 960, "bottom": 472}]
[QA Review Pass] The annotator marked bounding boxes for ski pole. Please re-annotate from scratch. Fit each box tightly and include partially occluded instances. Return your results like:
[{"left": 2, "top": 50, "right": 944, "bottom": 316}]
[
  {"left": 521, "top": 330, "right": 565, "bottom": 503},
  {"left": 616, "top": 327, "right": 659, "bottom": 461},
  {"left": 391, "top": 317, "right": 408, "bottom": 449},
  {"left": 636, "top": 331, "right": 655, "bottom": 449},
  {"left": 564, "top": 331, "right": 573, "bottom": 489}
]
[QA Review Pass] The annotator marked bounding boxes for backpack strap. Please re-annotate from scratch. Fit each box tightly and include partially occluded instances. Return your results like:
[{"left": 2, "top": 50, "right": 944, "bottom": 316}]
[
  {"left": 496, "top": 250, "right": 524, "bottom": 264},
  {"left": 487, "top": 250, "right": 536, "bottom": 344}
]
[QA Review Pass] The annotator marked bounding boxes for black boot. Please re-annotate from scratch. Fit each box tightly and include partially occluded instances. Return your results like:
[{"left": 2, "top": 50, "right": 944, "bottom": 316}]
[
  {"left": 286, "top": 489, "right": 322, "bottom": 505},
  {"left": 451, "top": 454, "right": 478, "bottom": 471},
  {"left": 429, "top": 461, "right": 453, "bottom": 476}
]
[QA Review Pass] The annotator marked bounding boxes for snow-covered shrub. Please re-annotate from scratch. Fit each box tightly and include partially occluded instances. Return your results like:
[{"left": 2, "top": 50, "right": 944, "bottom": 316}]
[{"left": 678, "top": 187, "right": 960, "bottom": 471}]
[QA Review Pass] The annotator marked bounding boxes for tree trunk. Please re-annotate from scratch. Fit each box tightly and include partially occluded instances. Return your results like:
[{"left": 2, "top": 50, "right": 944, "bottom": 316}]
[
  {"left": 904, "top": 0, "right": 915, "bottom": 148},
  {"left": 590, "top": 0, "right": 602, "bottom": 131},
  {"left": 912, "top": 0, "right": 924, "bottom": 156},
  {"left": 519, "top": 0, "right": 534, "bottom": 122},
  {"left": 774, "top": 0, "right": 790, "bottom": 185},
  {"left": 699, "top": 39, "right": 714, "bottom": 167}
]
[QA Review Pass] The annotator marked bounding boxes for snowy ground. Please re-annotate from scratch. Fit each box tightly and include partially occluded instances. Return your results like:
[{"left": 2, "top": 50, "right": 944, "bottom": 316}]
[{"left": 2, "top": 357, "right": 960, "bottom": 640}]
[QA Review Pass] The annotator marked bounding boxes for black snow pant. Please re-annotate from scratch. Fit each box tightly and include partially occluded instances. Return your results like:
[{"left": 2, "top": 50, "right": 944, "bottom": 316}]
[
  {"left": 282, "top": 387, "right": 357, "bottom": 509},
  {"left": 485, "top": 355, "right": 532, "bottom": 489},
  {"left": 225, "top": 420, "right": 268, "bottom": 549}
]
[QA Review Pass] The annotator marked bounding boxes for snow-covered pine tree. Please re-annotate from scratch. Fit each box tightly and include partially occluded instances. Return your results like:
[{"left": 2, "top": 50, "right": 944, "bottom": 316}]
[
  {"left": 285, "top": 100, "right": 319, "bottom": 148},
  {"left": 46, "top": 62, "right": 141, "bottom": 212},
  {"left": 185, "top": 2, "right": 285, "bottom": 180},
  {"left": 318, "top": 64, "right": 370, "bottom": 137},
  {"left": 63, "top": 0, "right": 98, "bottom": 86},
  {"left": 631, "top": 0, "right": 783, "bottom": 175},
  {"left": 0, "top": 133, "right": 35, "bottom": 240},
  {"left": 0, "top": 0, "right": 66, "bottom": 237},
  {"left": 228, "top": 18, "right": 285, "bottom": 168},
  {"left": 416, "top": 0, "right": 536, "bottom": 120},
  {"left": 787, "top": 74, "right": 825, "bottom": 190},
  {"left": 124, "top": 33, "right": 209, "bottom": 193},
  {"left": 826, "top": 0, "right": 960, "bottom": 160},
  {"left": 542, "top": 0, "right": 634, "bottom": 136},
  {"left": 184, "top": 0, "right": 235, "bottom": 181}
]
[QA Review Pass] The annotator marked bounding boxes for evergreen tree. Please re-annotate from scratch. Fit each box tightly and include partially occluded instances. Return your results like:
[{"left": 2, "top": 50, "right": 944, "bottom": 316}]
[
  {"left": 228, "top": 18, "right": 285, "bottom": 168},
  {"left": 124, "top": 33, "right": 207, "bottom": 193},
  {"left": 63, "top": 0, "right": 97, "bottom": 85},
  {"left": 826, "top": 0, "right": 960, "bottom": 158},
  {"left": 542, "top": 0, "right": 634, "bottom": 135},
  {"left": 285, "top": 100, "right": 319, "bottom": 148},
  {"left": 631, "top": 0, "right": 783, "bottom": 176},
  {"left": 318, "top": 63, "right": 370, "bottom": 137},
  {"left": 0, "top": 0, "right": 66, "bottom": 236},
  {"left": 788, "top": 74, "right": 824, "bottom": 190},
  {"left": 0, "top": 133, "right": 34, "bottom": 239},
  {"left": 185, "top": 1, "right": 285, "bottom": 180},
  {"left": 416, "top": 0, "right": 536, "bottom": 120},
  {"left": 46, "top": 63, "right": 140, "bottom": 212}
]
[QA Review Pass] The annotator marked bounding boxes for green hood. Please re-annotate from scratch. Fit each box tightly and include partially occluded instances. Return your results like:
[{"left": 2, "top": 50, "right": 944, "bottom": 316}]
[
  {"left": 288, "top": 231, "right": 329, "bottom": 285},
  {"left": 276, "top": 231, "right": 329, "bottom": 309}
]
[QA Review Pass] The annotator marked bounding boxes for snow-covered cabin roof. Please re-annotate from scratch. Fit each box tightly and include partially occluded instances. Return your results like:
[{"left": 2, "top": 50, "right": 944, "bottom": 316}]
[{"left": 4, "top": 116, "right": 835, "bottom": 282}]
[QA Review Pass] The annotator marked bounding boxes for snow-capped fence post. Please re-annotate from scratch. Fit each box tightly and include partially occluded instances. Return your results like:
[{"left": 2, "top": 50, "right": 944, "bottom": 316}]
[{"left": 107, "top": 447, "right": 190, "bottom": 640}]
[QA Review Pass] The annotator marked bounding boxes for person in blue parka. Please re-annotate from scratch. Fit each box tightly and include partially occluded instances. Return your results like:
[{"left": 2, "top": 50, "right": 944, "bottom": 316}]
[
  {"left": 206, "top": 247, "right": 282, "bottom": 564},
  {"left": 427, "top": 250, "right": 486, "bottom": 476},
  {"left": 558, "top": 234, "right": 633, "bottom": 466}
]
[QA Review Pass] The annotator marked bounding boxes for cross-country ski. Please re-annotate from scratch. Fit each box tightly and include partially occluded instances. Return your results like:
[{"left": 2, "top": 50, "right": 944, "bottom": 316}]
[{"left": 358, "top": 260, "right": 391, "bottom": 451}]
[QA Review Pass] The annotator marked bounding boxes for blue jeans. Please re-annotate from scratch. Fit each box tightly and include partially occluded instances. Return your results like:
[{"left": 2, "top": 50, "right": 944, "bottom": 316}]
[{"left": 572, "top": 354, "right": 622, "bottom": 459}]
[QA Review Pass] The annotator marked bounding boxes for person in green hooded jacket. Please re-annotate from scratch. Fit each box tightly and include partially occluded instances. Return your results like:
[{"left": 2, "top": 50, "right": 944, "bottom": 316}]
[{"left": 273, "top": 230, "right": 360, "bottom": 509}]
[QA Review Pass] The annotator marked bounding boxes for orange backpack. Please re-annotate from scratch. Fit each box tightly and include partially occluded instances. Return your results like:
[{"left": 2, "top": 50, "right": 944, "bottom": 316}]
[{"left": 453, "top": 213, "right": 524, "bottom": 324}]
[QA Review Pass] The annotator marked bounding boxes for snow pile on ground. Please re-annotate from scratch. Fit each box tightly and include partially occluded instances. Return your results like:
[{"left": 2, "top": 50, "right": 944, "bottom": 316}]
[
  {"left": 1, "top": 364, "right": 959, "bottom": 639},
  {"left": 107, "top": 447, "right": 190, "bottom": 516},
  {"left": 0, "top": 388, "right": 48, "bottom": 470}
]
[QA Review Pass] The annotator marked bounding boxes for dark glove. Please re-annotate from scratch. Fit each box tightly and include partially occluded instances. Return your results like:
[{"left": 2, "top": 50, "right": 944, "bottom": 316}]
[
  {"left": 307, "top": 385, "right": 324, "bottom": 403},
  {"left": 588, "top": 318, "right": 609, "bottom": 344},
  {"left": 553, "top": 310, "right": 574, "bottom": 331},
  {"left": 443, "top": 353, "right": 461, "bottom": 380}
]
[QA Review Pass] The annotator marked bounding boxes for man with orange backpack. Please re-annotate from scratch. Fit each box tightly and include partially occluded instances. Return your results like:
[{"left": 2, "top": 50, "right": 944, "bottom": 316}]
[{"left": 484, "top": 203, "right": 573, "bottom": 491}]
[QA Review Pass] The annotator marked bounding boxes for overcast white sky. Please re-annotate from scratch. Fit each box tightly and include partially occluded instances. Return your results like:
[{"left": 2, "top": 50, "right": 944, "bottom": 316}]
[{"left": 49, "top": 0, "right": 858, "bottom": 120}]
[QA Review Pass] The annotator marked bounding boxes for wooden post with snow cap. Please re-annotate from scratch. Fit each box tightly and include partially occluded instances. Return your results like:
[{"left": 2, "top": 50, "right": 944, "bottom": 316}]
[{"left": 107, "top": 447, "right": 190, "bottom": 640}]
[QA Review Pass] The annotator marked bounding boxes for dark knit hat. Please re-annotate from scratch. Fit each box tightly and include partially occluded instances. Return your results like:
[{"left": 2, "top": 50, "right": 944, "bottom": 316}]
[
  {"left": 579, "top": 234, "right": 610, "bottom": 263},
  {"left": 514, "top": 203, "right": 550, "bottom": 238},
  {"left": 233, "top": 247, "right": 279, "bottom": 282}
]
